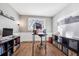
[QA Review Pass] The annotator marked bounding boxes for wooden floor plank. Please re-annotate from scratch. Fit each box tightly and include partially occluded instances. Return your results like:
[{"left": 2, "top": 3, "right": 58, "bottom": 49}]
[{"left": 14, "top": 42, "right": 65, "bottom": 56}]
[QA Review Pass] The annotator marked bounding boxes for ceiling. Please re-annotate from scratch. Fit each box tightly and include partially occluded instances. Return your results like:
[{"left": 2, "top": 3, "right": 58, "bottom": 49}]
[{"left": 9, "top": 3, "right": 69, "bottom": 17}]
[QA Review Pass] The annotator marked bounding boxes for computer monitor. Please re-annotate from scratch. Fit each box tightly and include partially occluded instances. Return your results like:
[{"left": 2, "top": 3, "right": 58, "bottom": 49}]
[
  {"left": 2, "top": 28, "right": 13, "bottom": 37},
  {"left": 35, "top": 23, "right": 42, "bottom": 29}
]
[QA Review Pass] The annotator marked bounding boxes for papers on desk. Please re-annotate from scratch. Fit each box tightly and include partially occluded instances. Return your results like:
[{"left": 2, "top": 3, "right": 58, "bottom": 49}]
[{"left": 38, "top": 32, "right": 45, "bottom": 35}]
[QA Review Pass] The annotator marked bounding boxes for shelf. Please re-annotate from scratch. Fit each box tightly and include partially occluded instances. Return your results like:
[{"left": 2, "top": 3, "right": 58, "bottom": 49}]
[
  {"left": 0, "top": 10, "right": 14, "bottom": 21},
  {"left": 52, "top": 35, "right": 79, "bottom": 56},
  {"left": 68, "top": 47, "right": 78, "bottom": 53},
  {"left": 0, "top": 36, "right": 20, "bottom": 56},
  {"left": 7, "top": 46, "right": 13, "bottom": 51}
]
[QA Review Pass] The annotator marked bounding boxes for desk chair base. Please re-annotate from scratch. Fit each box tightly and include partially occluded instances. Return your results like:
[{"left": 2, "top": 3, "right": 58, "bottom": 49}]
[{"left": 37, "top": 44, "right": 46, "bottom": 49}]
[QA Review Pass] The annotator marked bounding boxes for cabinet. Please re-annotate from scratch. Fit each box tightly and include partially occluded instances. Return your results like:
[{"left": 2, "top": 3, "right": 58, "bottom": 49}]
[
  {"left": 0, "top": 36, "right": 20, "bottom": 56},
  {"left": 52, "top": 34, "right": 79, "bottom": 56},
  {"left": 14, "top": 37, "right": 20, "bottom": 52}
]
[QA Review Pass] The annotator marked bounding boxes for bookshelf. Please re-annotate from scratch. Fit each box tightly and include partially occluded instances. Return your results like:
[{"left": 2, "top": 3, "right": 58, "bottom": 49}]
[
  {"left": 52, "top": 35, "right": 79, "bottom": 56},
  {"left": 0, "top": 36, "right": 20, "bottom": 56}
]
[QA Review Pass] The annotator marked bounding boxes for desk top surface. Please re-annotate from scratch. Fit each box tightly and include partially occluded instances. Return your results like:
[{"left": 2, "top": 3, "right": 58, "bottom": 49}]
[{"left": 32, "top": 33, "right": 47, "bottom": 36}]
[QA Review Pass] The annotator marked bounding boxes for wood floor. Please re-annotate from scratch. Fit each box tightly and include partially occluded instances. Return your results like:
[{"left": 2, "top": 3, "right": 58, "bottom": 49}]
[{"left": 14, "top": 42, "right": 65, "bottom": 56}]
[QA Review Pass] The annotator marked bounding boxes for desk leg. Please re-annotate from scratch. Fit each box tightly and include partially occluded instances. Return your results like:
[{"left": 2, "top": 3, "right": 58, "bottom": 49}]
[
  {"left": 32, "top": 35, "right": 35, "bottom": 56},
  {"left": 40, "top": 36, "right": 43, "bottom": 46},
  {"left": 45, "top": 35, "right": 47, "bottom": 55}
]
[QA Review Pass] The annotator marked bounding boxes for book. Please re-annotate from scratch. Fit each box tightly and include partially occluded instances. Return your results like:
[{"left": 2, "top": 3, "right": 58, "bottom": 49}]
[{"left": 0, "top": 46, "right": 3, "bottom": 55}]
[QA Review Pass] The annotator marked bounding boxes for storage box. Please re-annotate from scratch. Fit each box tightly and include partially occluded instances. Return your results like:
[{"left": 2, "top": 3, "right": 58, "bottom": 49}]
[
  {"left": 69, "top": 40, "right": 78, "bottom": 51},
  {"left": 68, "top": 49, "right": 77, "bottom": 56},
  {"left": 53, "top": 41, "right": 55, "bottom": 45},
  {"left": 58, "top": 44, "right": 62, "bottom": 50},
  {"left": 63, "top": 46, "right": 68, "bottom": 55}
]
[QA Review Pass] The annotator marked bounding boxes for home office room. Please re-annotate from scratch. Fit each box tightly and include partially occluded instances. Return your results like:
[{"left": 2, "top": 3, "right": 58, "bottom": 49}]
[{"left": 0, "top": 1, "right": 79, "bottom": 57}]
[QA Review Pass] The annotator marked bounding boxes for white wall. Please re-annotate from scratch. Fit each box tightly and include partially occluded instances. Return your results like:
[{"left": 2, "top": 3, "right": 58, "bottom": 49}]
[
  {"left": 0, "top": 3, "right": 20, "bottom": 36},
  {"left": 19, "top": 15, "right": 52, "bottom": 42},
  {"left": 52, "top": 3, "right": 79, "bottom": 39},
  {"left": 20, "top": 32, "right": 49, "bottom": 42},
  {"left": 0, "top": 3, "right": 52, "bottom": 42},
  {"left": 19, "top": 15, "right": 52, "bottom": 32}
]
